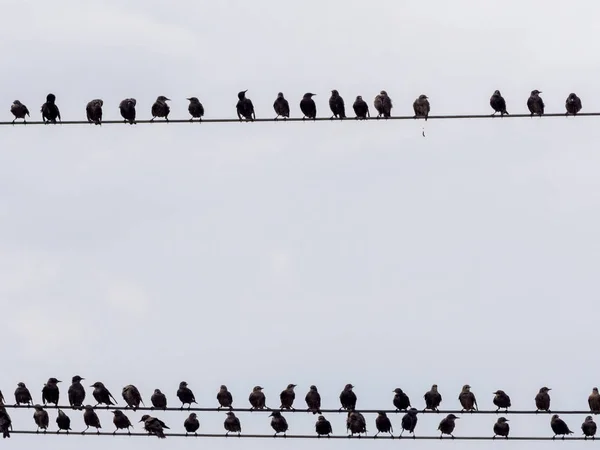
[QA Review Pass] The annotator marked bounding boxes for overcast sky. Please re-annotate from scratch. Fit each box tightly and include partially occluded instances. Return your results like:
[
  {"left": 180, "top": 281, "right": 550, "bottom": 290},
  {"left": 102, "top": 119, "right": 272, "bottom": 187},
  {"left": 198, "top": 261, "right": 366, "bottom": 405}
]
[{"left": 1, "top": 0, "right": 599, "bottom": 449}]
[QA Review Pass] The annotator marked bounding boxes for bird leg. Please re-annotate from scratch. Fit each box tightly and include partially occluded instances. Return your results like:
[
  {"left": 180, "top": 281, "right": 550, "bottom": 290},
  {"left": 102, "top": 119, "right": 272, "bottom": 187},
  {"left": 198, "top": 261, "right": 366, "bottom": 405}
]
[
  {"left": 82, "top": 426, "right": 89, "bottom": 434},
  {"left": 150, "top": 117, "right": 155, "bottom": 122},
  {"left": 374, "top": 432, "right": 379, "bottom": 438},
  {"left": 113, "top": 429, "right": 117, "bottom": 435}
]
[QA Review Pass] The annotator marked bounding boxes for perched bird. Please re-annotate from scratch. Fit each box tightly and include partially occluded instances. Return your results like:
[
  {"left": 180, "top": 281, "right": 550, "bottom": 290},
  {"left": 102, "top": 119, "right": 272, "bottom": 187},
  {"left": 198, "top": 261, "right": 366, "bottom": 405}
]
[
  {"left": 589, "top": 387, "right": 600, "bottom": 413},
  {"left": 177, "top": 381, "right": 197, "bottom": 409},
  {"left": 551, "top": 414, "right": 573, "bottom": 439},
  {"left": 184, "top": 412, "right": 200, "bottom": 436},
  {"left": 280, "top": 384, "right": 296, "bottom": 410},
  {"left": 86, "top": 99, "right": 103, "bottom": 125},
  {"left": 10, "top": 100, "right": 30, "bottom": 124},
  {"left": 42, "top": 377, "right": 61, "bottom": 406},
  {"left": 41, "top": 93, "right": 61, "bottom": 124},
  {"left": 458, "top": 384, "right": 477, "bottom": 412},
  {"left": 82, "top": 405, "right": 102, "bottom": 434},
  {"left": 151, "top": 96, "right": 171, "bottom": 122},
  {"left": 393, "top": 387, "right": 411, "bottom": 412},
  {"left": 305, "top": 385, "right": 321, "bottom": 414},
  {"left": 315, "top": 415, "right": 332, "bottom": 437},
  {"left": 91, "top": 382, "right": 117, "bottom": 407},
  {"left": 493, "top": 390, "right": 511, "bottom": 412},
  {"left": 339, "top": 384, "right": 357, "bottom": 411},
  {"left": 300, "top": 93, "right": 317, "bottom": 120},
  {"left": 353, "top": 96, "right": 369, "bottom": 119},
  {"left": 217, "top": 385, "right": 233, "bottom": 409},
  {"left": 438, "top": 414, "right": 459, "bottom": 439},
  {"left": 493, "top": 417, "right": 510, "bottom": 439},
  {"left": 0, "top": 407, "right": 11, "bottom": 438},
  {"left": 535, "top": 387, "right": 551, "bottom": 412},
  {"left": 33, "top": 405, "right": 49, "bottom": 433},
  {"left": 56, "top": 409, "right": 72, "bottom": 433},
  {"left": 400, "top": 408, "right": 419, "bottom": 437},
  {"left": 273, "top": 92, "right": 290, "bottom": 120},
  {"left": 582, "top": 416, "right": 597, "bottom": 440},
  {"left": 374, "top": 90, "right": 393, "bottom": 118},
  {"left": 224, "top": 411, "right": 241, "bottom": 436},
  {"left": 151, "top": 389, "right": 167, "bottom": 410},
  {"left": 375, "top": 411, "right": 393, "bottom": 438},
  {"left": 122, "top": 384, "right": 144, "bottom": 410},
  {"left": 527, "top": 90, "right": 545, "bottom": 116},
  {"left": 112, "top": 409, "right": 133, "bottom": 435},
  {"left": 565, "top": 93, "right": 582, "bottom": 116},
  {"left": 423, "top": 384, "right": 442, "bottom": 412},
  {"left": 249, "top": 386, "right": 267, "bottom": 410},
  {"left": 490, "top": 90, "right": 509, "bottom": 116},
  {"left": 413, "top": 94, "right": 430, "bottom": 120},
  {"left": 14, "top": 382, "right": 33, "bottom": 406},
  {"left": 236, "top": 90, "right": 255, "bottom": 121},
  {"left": 269, "top": 411, "right": 288, "bottom": 437},
  {"left": 329, "top": 89, "right": 346, "bottom": 119},
  {"left": 140, "top": 415, "right": 169, "bottom": 439},
  {"left": 346, "top": 410, "right": 367, "bottom": 436},
  {"left": 119, "top": 98, "right": 137, "bottom": 124},
  {"left": 187, "top": 97, "right": 204, "bottom": 122},
  {"left": 68, "top": 375, "right": 86, "bottom": 409}
]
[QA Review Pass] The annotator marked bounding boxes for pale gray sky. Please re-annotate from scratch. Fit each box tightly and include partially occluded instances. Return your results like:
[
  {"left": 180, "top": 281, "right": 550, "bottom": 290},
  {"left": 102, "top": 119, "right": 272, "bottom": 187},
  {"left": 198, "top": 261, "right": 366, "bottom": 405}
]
[{"left": 1, "top": 0, "right": 599, "bottom": 449}]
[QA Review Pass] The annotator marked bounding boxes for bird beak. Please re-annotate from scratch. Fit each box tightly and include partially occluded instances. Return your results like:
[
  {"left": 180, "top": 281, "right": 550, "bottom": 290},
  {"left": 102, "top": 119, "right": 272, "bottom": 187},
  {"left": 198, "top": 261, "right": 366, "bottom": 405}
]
[
  {"left": 538, "top": 91, "right": 543, "bottom": 93},
  {"left": 165, "top": 98, "right": 171, "bottom": 101},
  {"left": 506, "top": 419, "right": 510, "bottom": 422},
  {"left": 90, "top": 385, "right": 95, "bottom": 387},
  {"left": 455, "top": 417, "right": 460, "bottom": 419},
  {"left": 57, "top": 380, "right": 62, "bottom": 383},
  {"left": 244, "top": 90, "right": 248, "bottom": 93},
  {"left": 186, "top": 98, "right": 191, "bottom": 101},
  {"left": 138, "top": 419, "right": 143, "bottom": 423}
]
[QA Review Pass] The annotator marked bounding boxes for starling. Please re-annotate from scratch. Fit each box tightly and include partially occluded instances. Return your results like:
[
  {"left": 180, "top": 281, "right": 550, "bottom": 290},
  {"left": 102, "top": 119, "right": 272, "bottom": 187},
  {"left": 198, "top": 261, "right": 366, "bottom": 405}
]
[
  {"left": 273, "top": 92, "right": 290, "bottom": 120},
  {"left": 10, "top": 100, "right": 30, "bottom": 124},
  {"left": 346, "top": 410, "right": 367, "bottom": 436},
  {"left": 68, "top": 375, "right": 86, "bottom": 409},
  {"left": 82, "top": 404, "right": 102, "bottom": 434},
  {"left": 493, "top": 417, "right": 510, "bottom": 439},
  {"left": 393, "top": 388, "right": 411, "bottom": 411},
  {"left": 353, "top": 96, "right": 370, "bottom": 119},
  {"left": 91, "top": 381, "right": 117, "bottom": 407},
  {"left": 438, "top": 413, "right": 459, "bottom": 439},
  {"left": 458, "top": 384, "right": 478, "bottom": 412},
  {"left": 315, "top": 415, "right": 332, "bottom": 437},
  {"left": 280, "top": 384, "right": 296, "bottom": 410},
  {"left": 582, "top": 416, "right": 597, "bottom": 440},
  {"left": 41, "top": 93, "right": 61, "bottom": 124},
  {"left": 300, "top": 93, "right": 317, "bottom": 120},
  {"left": 527, "top": 90, "right": 545, "bottom": 116},
  {"left": 33, "top": 404, "right": 49, "bottom": 433},
  {"left": 187, "top": 97, "right": 204, "bottom": 122},
  {"left": 400, "top": 408, "right": 418, "bottom": 437},
  {"left": 56, "top": 409, "right": 72, "bottom": 433},
  {"left": 86, "top": 99, "right": 103, "bottom": 125},
  {"left": 151, "top": 95, "right": 171, "bottom": 122},
  {"left": 565, "top": 93, "right": 582, "bottom": 116},
  {"left": 14, "top": 382, "right": 33, "bottom": 406},
  {"left": 535, "top": 386, "right": 551, "bottom": 412},
  {"left": 329, "top": 89, "right": 346, "bottom": 119},
  {"left": 122, "top": 384, "right": 144, "bottom": 410},
  {"left": 490, "top": 90, "right": 509, "bottom": 116},
  {"left": 375, "top": 411, "right": 393, "bottom": 438},
  {"left": 305, "top": 385, "right": 321, "bottom": 414},
  {"left": 249, "top": 385, "right": 267, "bottom": 410},
  {"left": 0, "top": 407, "right": 11, "bottom": 438},
  {"left": 184, "top": 412, "right": 200, "bottom": 436},
  {"left": 42, "top": 377, "right": 61, "bottom": 406},
  {"left": 493, "top": 390, "right": 511, "bottom": 412},
  {"left": 236, "top": 90, "right": 255, "bottom": 121},
  {"left": 224, "top": 411, "right": 241, "bottom": 436},
  {"left": 589, "top": 387, "right": 600, "bottom": 413},
  {"left": 112, "top": 409, "right": 133, "bottom": 435},
  {"left": 140, "top": 414, "right": 169, "bottom": 439},
  {"left": 269, "top": 411, "right": 288, "bottom": 437},
  {"left": 151, "top": 388, "right": 167, "bottom": 410},
  {"left": 217, "top": 385, "right": 233, "bottom": 409},
  {"left": 119, "top": 98, "right": 137, "bottom": 124},
  {"left": 551, "top": 414, "right": 573, "bottom": 439},
  {"left": 423, "top": 384, "right": 442, "bottom": 411},
  {"left": 339, "top": 384, "right": 357, "bottom": 411},
  {"left": 177, "top": 381, "right": 197, "bottom": 409},
  {"left": 374, "top": 90, "right": 393, "bottom": 118},
  {"left": 413, "top": 94, "right": 430, "bottom": 120}
]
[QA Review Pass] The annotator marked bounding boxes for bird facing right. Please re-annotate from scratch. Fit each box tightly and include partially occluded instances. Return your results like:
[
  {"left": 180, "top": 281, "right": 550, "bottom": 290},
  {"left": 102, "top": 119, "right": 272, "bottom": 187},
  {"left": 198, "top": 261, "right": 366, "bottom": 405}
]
[
  {"left": 315, "top": 415, "right": 332, "bottom": 437},
  {"left": 493, "top": 417, "right": 510, "bottom": 439},
  {"left": 527, "top": 89, "right": 544, "bottom": 116},
  {"left": 151, "top": 96, "right": 171, "bottom": 122},
  {"left": 249, "top": 386, "right": 267, "bottom": 410},
  {"left": 413, "top": 94, "right": 430, "bottom": 120},
  {"left": 41, "top": 378, "right": 61, "bottom": 407},
  {"left": 300, "top": 93, "right": 317, "bottom": 120},
  {"left": 184, "top": 412, "right": 200, "bottom": 436},
  {"left": 458, "top": 384, "right": 477, "bottom": 412},
  {"left": 589, "top": 387, "right": 600, "bottom": 413},
  {"left": 535, "top": 386, "right": 551, "bottom": 412},
  {"left": 339, "top": 384, "right": 357, "bottom": 411},
  {"left": 176, "top": 381, "right": 197, "bottom": 409},
  {"left": 423, "top": 384, "right": 442, "bottom": 411},
  {"left": 279, "top": 384, "right": 296, "bottom": 410},
  {"left": 565, "top": 93, "right": 582, "bottom": 116},
  {"left": 551, "top": 414, "right": 573, "bottom": 439},
  {"left": 438, "top": 414, "right": 459, "bottom": 439}
]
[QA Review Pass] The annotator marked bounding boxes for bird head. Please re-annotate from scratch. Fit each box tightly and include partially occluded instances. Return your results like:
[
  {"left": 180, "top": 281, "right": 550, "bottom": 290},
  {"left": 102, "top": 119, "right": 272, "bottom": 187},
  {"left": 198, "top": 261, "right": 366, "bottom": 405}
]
[
  {"left": 531, "top": 90, "right": 542, "bottom": 95},
  {"left": 220, "top": 385, "right": 228, "bottom": 391},
  {"left": 419, "top": 94, "right": 428, "bottom": 100},
  {"left": 356, "top": 95, "right": 363, "bottom": 101},
  {"left": 48, "top": 378, "right": 61, "bottom": 384},
  {"left": 586, "top": 416, "right": 594, "bottom": 422},
  {"left": 179, "top": 381, "right": 188, "bottom": 388},
  {"left": 310, "top": 385, "right": 318, "bottom": 391},
  {"left": 287, "top": 384, "right": 296, "bottom": 389},
  {"left": 238, "top": 90, "right": 248, "bottom": 99},
  {"left": 17, "top": 382, "right": 26, "bottom": 388},
  {"left": 344, "top": 384, "right": 354, "bottom": 390},
  {"left": 493, "top": 90, "right": 501, "bottom": 96},
  {"left": 551, "top": 414, "right": 560, "bottom": 420},
  {"left": 90, "top": 382, "right": 104, "bottom": 388},
  {"left": 378, "top": 411, "right": 387, "bottom": 417},
  {"left": 46, "top": 93, "right": 56, "bottom": 103},
  {"left": 393, "top": 388, "right": 404, "bottom": 394},
  {"left": 269, "top": 411, "right": 281, "bottom": 418},
  {"left": 431, "top": 384, "right": 438, "bottom": 391},
  {"left": 447, "top": 414, "right": 459, "bottom": 420},
  {"left": 72, "top": 376, "right": 84, "bottom": 383},
  {"left": 84, "top": 405, "right": 93, "bottom": 411},
  {"left": 498, "top": 417, "right": 509, "bottom": 423},
  {"left": 226, "top": 412, "right": 235, "bottom": 417},
  {"left": 189, "top": 413, "right": 197, "bottom": 419},
  {"left": 157, "top": 96, "right": 170, "bottom": 102},
  {"left": 253, "top": 386, "right": 263, "bottom": 392},
  {"left": 462, "top": 384, "right": 471, "bottom": 392},
  {"left": 139, "top": 415, "right": 150, "bottom": 422},
  {"left": 277, "top": 92, "right": 284, "bottom": 99},
  {"left": 380, "top": 90, "right": 388, "bottom": 96},
  {"left": 331, "top": 89, "right": 339, "bottom": 96},
  {"left": 594, "top": 387, "right": 599, "bottom": 394},
  {"left": 34, "top": 404, "right": 43, "bottom": 411},
  {"left": 540, "top": 387, "right": 551, "bottom": 393},
  {"left": 13, "top": 100, "right": 22, "bottom": 105}
]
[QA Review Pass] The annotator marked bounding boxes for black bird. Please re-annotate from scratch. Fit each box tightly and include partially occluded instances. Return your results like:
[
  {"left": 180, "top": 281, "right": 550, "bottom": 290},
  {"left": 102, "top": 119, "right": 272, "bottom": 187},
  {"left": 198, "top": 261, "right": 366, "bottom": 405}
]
[
  {"left": 551, "top": 414, "right": 573, "bottom": 439},
  {"left": 112, "top": 410, "right": 133, "bottom": 435},
  {"left": 393, "top": 388, "right": 411, "bottom": 411},
  {"left": 91, "top": 382, "right": 117, "bottom": 407},
  {"left": 535, "top": 386, "right": 551, "bottom": 412},
  {"left": 305, "top": 385, "right": 321, "bottom": 414},
  {"left": 151, "top": 95, "right": 171, "bottom": 122},
  {"left": 68, "top": 375, "right": 86, "bottom": 409},
  {"left": 122, "top": 384, "right": 144, "bottom": 410},
  {"left": 565, "top": 93, "right": 582, "bottom": 116},
  {"left": 217, "top": 385, "right": 233, "bottom": 409},
  {"left": 490, "top": 90, "right": 509, "bottom": 116},
  {"left": 82, "top": 405, "right": 101, "bottom": 434},
  {"left": 119, "top": 98, "right": 137, "bottom": 124},
  {"left": 353, "top": 96, "right": 369, "bottom": 119},
  {"left": 493, "top": 390, "right": 511, "bottom": 412},
  {"left": 184, "top": 412, "right": 200, "bottom": 436},
  {"left": 300, "top": 93, "right": 317, "bottom": 120},
  {"left": 140, "top": 414, "right": 169, "bottom": 439},
  {"left": 374, "top": 90, "right": 393, "bottom": 118},
  {"left": 249, "top": 385, "right": 267, "bottom": 410},
  {"left": 346, "top": 410, "right": 367, "bottom": 436},
  {"left": 493, "top": 417, "right": 510, "bottom": 439},
  {"left": 269, "top": 411, "right": 288, "bottom": 437},
  {"left": 329, "top": 89, "right": 346, "bottom": 119},
  {"left": 375, "top": 411, "right": 393, "bottom": 438},
  {"left": 187, "top": 97, "right": 204, "bottom": 122},
  {"left": 224, "top": 411, "right": 241, "bottom": 436},
  {"left": 413, "top": 94, "right": 430, "bottom": 120},
  {"left": 41, "top": 93, "right": 61, "bottom": 124},
  {"left": 14, "top": 382, "right": 33, "bottom": 406},
  {"left": 151, "top": 389, "right": 167, "bottom": 410},
  {"left": 315, "top": 415, "right": 332, "bottom": 437},
  {"left": 273, "top": 92, "right": 290, "bottom": 120},
  {"left": 10, "top": 100, "right": 30, "bottom": 124},
  {"left": 33, "top": 405, "right": 49, "bottom": 433},
  {"left": 0, "top": 407, "right": 11, "bottom": 438},
  {"left": 423, "top": 384, "right": 442, "bottom": 411},
  {"left": 177, "top": 381, "right": 197, "bottom": 409},
  {"left": 280, "top": 384, "right": 296, "bottom": 410},
  {"left": 236, "top": 90, "right": 255, "bottom": 121},
  {"left": 582, "top": 416, "right": 597, "bottom": 440},
  {"left": 86, "top": 99, "right": 103, "bottom": 125},
  {"left": 527, "top": 90, "right": 545, "bottom": 116},
  {"left": 400, "top": 408, "right": 418, "bottom": 438},
  {"left": 56, "top": 409, "right": 71, "bottom": 433},
  {"left": 438, "top": 413, "right": 459, "bottom": 439},
  {"left": 339, "top": 384, "right": 357, "bottom": 411},
  {"left": 42, "top": 377, "right": 61, "bottom": 406},
  {"left": 458, "top": 384, "right": 478, "bottom": 412},
  {"left": 589, "top": 387, "right": 600, "bottom": 413}
]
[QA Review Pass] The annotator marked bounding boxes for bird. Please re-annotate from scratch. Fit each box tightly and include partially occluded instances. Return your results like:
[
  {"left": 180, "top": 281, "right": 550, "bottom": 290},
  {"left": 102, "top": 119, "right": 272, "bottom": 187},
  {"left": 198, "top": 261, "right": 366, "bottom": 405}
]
[
  {"left": 305, "top": 385, "right": 322, "bottom": 414},
  {"left": 217, "top": 385, "right": 233, "bottom": 409},
  {"left": 300, "top": 93, "right": 317, "bottom": 120},
  {"left": 91, "top": 381, "right": 117, "bottom": 407},
  {"left": 151, "top": 389, "right": 167, "bottom": 410},
  {"left": 413, "top": 94, "right": 430, "bottom": 120},
  {"left": 493, "top": 417, "right": 510, "bottom": 439},
  {"left": 269, "top": 411, "right": 288, "bottom": 437},
  {"left": 224, "top": 411, "right": 241, "bottom": 436},
  {"left": 315, "top": 415, "right": 332, "bottom": 437},
  {"left": 339, "top": 384, "right": 357, "bottom": 411},
  {"left": 551, "top": 414, "right": 573, "bottom": 439},
  {"left": 33, "top": 405, "right": 49, "bottom": 433},
  {"left": 42, "top": 377, "right": 61, "bottom": 406},
  {"left": 582, "top": 416, "right": 597, "bottom": 440},
  {"left": 151, "top": 95, "right": 171, "bottom": 122},
  {"left": 86, "top": 99, "right": 103, "bottom": 125},
  {"left": 329, "top": 89, "right": 346, "bottom": 119},
  {"left": 249, "top": 386, "right": 267, "bottom": 410},
  {"left": 41, "top": 93, "right": 61, "bottom": 124},
  {"left": 527, "top": 90, "right": 545, "bottom": 116},
  {"left": 273, "top": 92, "right": 290, "bottom": 120},
  {"left": 112, "top": 409, "right": 133, "bottom": 435},
  {"left": 140, "top": 415, "right": 169, "bottom": 439},
  {"left": 423, "top": 384, "right": 442, "bottom": 412},
  {"left": 119, "top": 98, "right": 137, "bottom": 124},
  {"left": 236, "top": 90, "right": 255, "bottom": 121},
  {"left": 184, "top": 412, "right": 200, "bottom": 436},
  {"left": 490, "top": 90, "right": 509, "bottom": 116},
  {"left": 14, "top": 382, "right": 33, "bottom": 406},
  {"left": 56, "top": 409, "right": 71, "bottom": 433},
  {"left": 535, "top": 387, "right": 551, "bottom": 412},
  {"left": 438, "top": 413, "right": 459, "bottom": 439},
  {"left": 346, "top": 410, "right": 367, "bottom": 436},
  {"left": 589, "top": 387, "right": 600, "bottom": 413},
  {"left": 353, "top": 96, "right": 370, "bottom": 119},
  {"left": 177, "top": 381, "right": 197, "bottom": 409},
  {"left": 493, "top": 390, "right": 511, "bottom": 412},
  {"left": 374, "top": 90, "right": 393, "bottom": 118},
  {"left": 68, "top": 375, "right": 86, "bottom": 409},
  {"left": 392, "top": 387, "right": 411, "bottom": 412},
  {"left": 122, "top": 384, "right": 144, "bottom": 410},
  {"left": 280, "top": 384, "right": 296, "bottom": 410},
  {"left": 10, "top": 100, "right": 30, "bottom": 124},
  {"left": 0, "top": 407, "right": 11, "bottom": 438},
  {"left": 375, "top": 411, "right": 393, "bottom": 438},
  {"left": 458, "top": 384, "right": 477, "bottom": 412},
  {"left": 82, "top": 405, "right": 102, "bottom": 434},
  {"left": 565, "top": 93, "right": 582, "bottom": 116},
  {"left": 187, "top": 97, "right": 204, "bottom": 122},
  {"left": 400, "top": 408, "right": 418, "bottom": 438}
]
